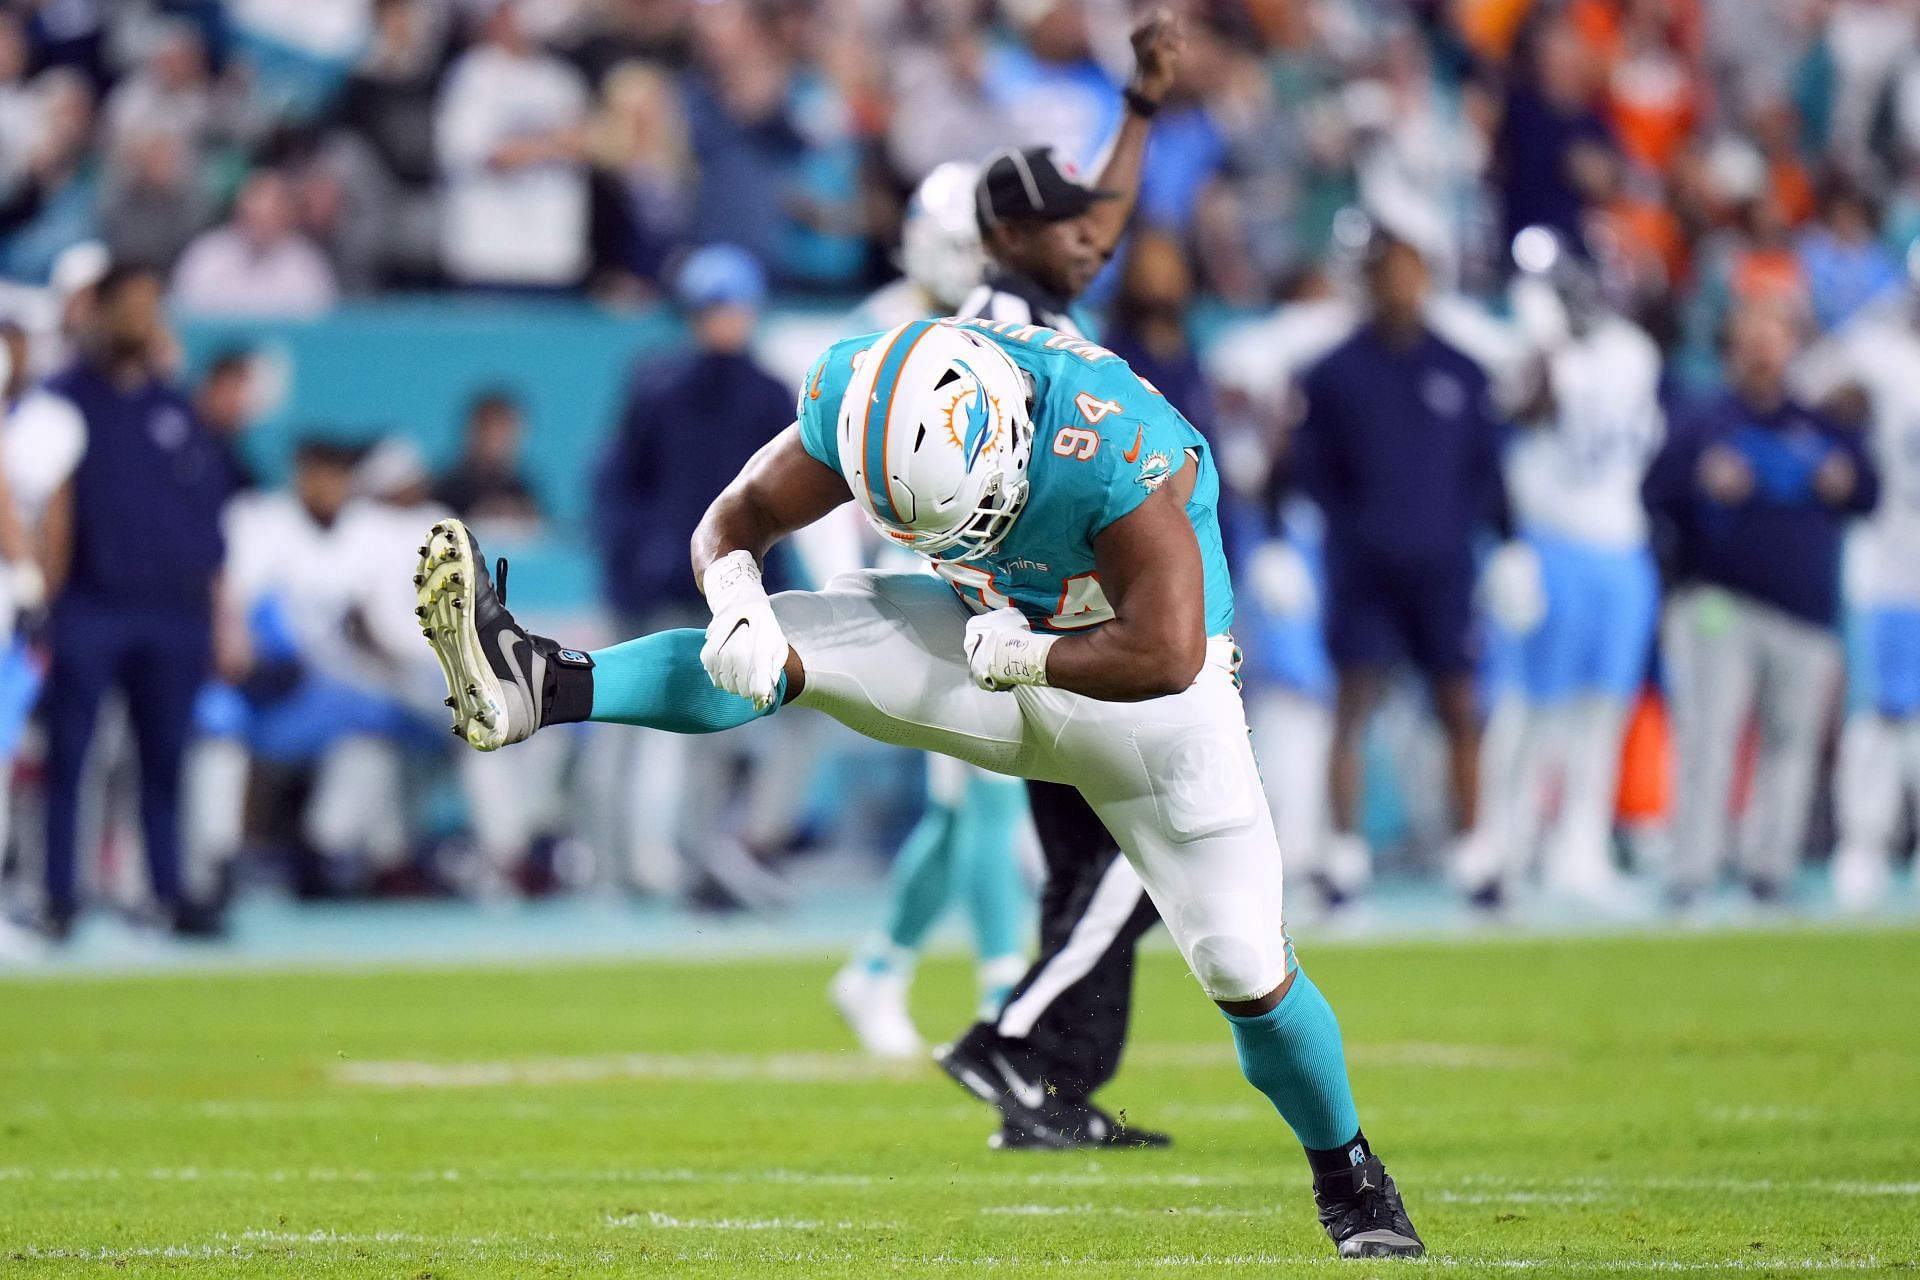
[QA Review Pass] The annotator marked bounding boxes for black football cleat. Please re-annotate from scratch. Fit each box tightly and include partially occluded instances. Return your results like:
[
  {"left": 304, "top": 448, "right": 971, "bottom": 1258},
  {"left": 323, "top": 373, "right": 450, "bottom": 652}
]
[
  {"left": 1314, "top": 1153, "right": 1424, "bottom": 1259},
  {"left": 984, "top": 1102, "right": 1173, "bottom": 1151},
  {"left": 936, "top": 1023, "right": 1172, "bottom": 1150},
  {"left": 416, "top": 518, "right": 587, "bottom": 751}
]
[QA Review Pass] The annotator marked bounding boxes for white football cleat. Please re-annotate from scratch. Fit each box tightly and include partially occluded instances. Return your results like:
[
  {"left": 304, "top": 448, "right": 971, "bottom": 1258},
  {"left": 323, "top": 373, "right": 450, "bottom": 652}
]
[
  {"left": 1830, "top": 845, "right": 1892, "bottom": 915},
  {"left": 828, "top": 964, "right": 924, "bottom": 1060}
]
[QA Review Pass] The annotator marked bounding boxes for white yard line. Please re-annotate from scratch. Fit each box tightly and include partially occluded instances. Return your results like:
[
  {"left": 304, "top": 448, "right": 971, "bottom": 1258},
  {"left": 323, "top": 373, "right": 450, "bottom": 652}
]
[
  {"left": 330, "top": 1041, "right": 1556, "bottom": 1090},
  {"left": 1, "top": 1165, "right": 1914, "bottom": 1199}
]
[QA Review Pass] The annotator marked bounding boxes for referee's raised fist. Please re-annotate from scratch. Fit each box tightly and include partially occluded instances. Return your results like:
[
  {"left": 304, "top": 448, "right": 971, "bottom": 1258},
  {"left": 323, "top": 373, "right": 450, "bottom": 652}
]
[{"left": 1128, "top": 8, "right": 1181, "bottom": 105}]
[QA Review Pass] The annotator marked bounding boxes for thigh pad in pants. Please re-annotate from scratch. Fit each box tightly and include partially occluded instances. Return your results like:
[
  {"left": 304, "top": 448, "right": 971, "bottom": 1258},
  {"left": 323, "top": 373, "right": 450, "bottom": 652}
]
[{"left": 1029, "top": 651, "right": 1291, "bottom": 1003}]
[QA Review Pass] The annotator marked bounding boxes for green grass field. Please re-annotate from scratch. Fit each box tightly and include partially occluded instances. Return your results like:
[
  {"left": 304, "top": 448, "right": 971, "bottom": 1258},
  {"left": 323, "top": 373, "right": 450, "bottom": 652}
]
[{"left": 2, "top": 928, "right": 1917, "bottom": 1277}]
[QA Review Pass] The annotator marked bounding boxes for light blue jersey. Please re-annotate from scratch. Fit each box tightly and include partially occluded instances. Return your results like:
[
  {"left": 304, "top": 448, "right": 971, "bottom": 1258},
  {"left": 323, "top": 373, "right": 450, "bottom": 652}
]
[{"left": 797, "top": 318, "right": 1235, "bottom": 636}]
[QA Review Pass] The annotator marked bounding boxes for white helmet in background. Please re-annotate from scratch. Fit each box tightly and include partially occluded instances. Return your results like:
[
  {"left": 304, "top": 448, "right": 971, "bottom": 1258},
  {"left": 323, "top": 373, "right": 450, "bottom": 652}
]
[
  {"left": 901, "top": 162, "right": 985, "bottom": 312},
  {"left": 836, "top": 319, "right": 1033, "bottom": 561}
]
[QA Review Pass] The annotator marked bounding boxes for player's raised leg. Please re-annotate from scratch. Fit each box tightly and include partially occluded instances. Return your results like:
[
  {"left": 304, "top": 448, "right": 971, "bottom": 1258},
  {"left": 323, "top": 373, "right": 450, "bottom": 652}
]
[
  {"left": 416, "top": 519, "right": 778, "bottom": 751},
  {"left": 1038, "top": 657, "right": 1423, "bottom": 1259}
]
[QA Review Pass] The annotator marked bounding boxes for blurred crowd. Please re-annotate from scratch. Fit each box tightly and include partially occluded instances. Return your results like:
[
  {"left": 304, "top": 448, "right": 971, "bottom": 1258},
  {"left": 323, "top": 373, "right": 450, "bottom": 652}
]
[
  {"left": 0, "top": 0, "right": 1908, "bottom": 324},
  {"left": 3, "top": 0, "right": 1920, "bottom": 945}
]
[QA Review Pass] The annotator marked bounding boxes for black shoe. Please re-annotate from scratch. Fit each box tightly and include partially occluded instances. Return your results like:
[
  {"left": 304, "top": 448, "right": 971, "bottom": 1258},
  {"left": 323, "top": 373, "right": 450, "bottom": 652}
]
[
  {"left": 1465, "top": 879, "right": 1505, "bottom": 913},
  {"left": 1308, "top": 872, "right": 1351, "bottom": 913},
  {"left": 1314, "top": 1154, "right": 1424, "bottom": 1259},
  {"left": 984, "top": 1102, "right": 1173, "bottom": 1151},
  {"left": 25, "top": 906, "right": 73, "bottom": 945},
  {"left": 417, "top": 518, "right": 587, "bottom": 751},
  {"left": 935, "top": 1023, "right": 1172, "bottom": 1150},
  {"left": 166, "top": 899, "right": 227, "bottom": 940}
]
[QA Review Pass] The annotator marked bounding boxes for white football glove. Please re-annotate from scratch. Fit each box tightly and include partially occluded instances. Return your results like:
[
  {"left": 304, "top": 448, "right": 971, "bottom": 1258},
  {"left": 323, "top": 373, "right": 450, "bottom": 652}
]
[
  {"left": 1247, "top": 539, "right": 1317, "bottom": 618},
  {"left": 700, "top": 550, "right": 788, "bottom": 711},
  {"left": 1479, "top": 539, "right": 1547, "bottom": 635},
  {"left": 965, "top": 606, "right": 1057, "bottom": 692}
]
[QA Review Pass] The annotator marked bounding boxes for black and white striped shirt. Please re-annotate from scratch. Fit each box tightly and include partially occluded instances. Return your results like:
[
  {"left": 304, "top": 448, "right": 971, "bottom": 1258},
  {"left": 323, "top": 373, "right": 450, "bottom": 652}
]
[{"left": 957, "top": 269, "right": 1084, "bottom": 338}]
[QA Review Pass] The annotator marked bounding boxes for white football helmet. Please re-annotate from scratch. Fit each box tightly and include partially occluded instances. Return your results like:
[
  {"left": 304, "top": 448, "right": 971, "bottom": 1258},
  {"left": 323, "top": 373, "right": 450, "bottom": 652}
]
[
  {"left": 900, "top": 162, "right": 985, "bottom": 312},
  {"left": 835, "top": 320, "right": 1033, "bottom": 561}
]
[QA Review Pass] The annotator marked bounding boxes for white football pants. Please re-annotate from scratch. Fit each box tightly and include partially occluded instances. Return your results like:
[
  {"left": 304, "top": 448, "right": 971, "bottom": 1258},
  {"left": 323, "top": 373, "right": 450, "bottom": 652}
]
[{"left": 774, "top": 570, "right": 1288, "bottom": 1003}]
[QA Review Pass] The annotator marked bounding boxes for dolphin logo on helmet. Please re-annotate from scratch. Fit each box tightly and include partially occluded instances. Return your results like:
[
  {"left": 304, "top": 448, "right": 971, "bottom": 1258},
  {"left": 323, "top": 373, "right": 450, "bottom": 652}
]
[{"left": 835, "top": 320, "right": 1034, "bottom": 561}]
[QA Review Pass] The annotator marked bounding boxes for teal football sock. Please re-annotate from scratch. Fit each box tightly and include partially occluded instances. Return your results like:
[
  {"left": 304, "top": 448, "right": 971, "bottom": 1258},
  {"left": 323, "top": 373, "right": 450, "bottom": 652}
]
[
  {"left": 878, "top": 802, "right": 958, "bottom": 957},
  {"left": 1223, "top": 967, "right": 1362, "bottom": 1151},
  {"left": 955, "top": 773, "right": 1029, "bottom": 968},
  {"left": 587, "top": 629, "right": 782, "bottom": 733}
]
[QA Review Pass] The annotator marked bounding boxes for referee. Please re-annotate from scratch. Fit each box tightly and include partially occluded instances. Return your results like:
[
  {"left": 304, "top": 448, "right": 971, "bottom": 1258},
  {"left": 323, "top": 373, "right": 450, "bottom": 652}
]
[{"left": 933, "top": 8, "right": 1182, "bottom": 1150}]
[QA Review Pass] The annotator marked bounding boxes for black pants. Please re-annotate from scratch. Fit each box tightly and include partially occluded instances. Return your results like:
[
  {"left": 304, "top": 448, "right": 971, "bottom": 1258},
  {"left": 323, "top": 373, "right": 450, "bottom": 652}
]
[
  {"left": 43, "top": 595, "right": 210, "bottom": 921},
  {"left": 986, "top": 780, "right": 1161, "bottom": 1101}
]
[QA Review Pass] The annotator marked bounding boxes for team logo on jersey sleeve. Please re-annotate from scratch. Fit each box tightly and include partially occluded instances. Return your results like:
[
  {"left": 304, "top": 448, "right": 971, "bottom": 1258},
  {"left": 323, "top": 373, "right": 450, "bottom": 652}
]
[{"left": 1136, "top": 449, "right": 1172, "bottom": 491}]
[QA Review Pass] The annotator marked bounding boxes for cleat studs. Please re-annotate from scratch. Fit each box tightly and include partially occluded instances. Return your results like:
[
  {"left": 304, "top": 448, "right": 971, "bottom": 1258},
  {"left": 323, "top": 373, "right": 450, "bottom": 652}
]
[
  {"left": 417, "top": 545, "right": 428, "bottom": 557},
  {"left": 443, "top": 696, "right": 455, "bottom": 708},
  {"left": 447, "top": 572, "right": 462, "bottom": 586},
  {"left": 452, "top": 597, "right": 464, "bottom": 610},
  {"left": 414, "top": 605, "right": 427, "bottom": 618},
  {"left": 452, "top": 725, "right": 464, "bottom": 737},
  {"left": 466, "top": 684, "right": 478, "bottom": 697},
  {"left": 412, "top": 574, "right": 425, "bottom": 588}
]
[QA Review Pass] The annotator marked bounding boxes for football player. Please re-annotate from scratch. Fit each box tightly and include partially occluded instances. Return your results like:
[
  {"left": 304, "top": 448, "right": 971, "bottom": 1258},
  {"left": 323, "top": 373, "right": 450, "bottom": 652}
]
[
  {"left": 415, "top": 317, "right": 1424, "bottom": 1258},
  {"left": 1481, "top": 228, "right": 1664, "bottom": 903},
  {"left": 1796, "top": 248, "right": 1920, "bottom": 911}
]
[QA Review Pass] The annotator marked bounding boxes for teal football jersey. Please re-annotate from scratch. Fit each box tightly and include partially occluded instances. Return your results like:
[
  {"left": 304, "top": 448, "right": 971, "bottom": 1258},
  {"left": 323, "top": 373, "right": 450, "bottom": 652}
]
[{"left": 796, "top": 318, "right": 1235, "bottom": 636}]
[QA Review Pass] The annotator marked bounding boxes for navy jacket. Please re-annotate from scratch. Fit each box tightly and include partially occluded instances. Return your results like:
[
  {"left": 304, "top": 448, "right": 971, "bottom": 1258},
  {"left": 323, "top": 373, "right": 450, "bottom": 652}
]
[
  {"left": 1642, "top": 392, "right": 1879, "bottom": 628},
  {"left": 48, "top": 358, "right": 230, "bottom": 613},
  {"left": 1295, "top": 324, "right": 1509, "bottom": 571},
  {"left": 595, "top": 348, "right": 795, "bottom": 616}
]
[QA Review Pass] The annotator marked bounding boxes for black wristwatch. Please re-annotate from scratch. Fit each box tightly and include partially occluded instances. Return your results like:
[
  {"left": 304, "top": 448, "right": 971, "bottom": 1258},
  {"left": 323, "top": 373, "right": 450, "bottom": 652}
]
[{"left": 1124, "top": 87, "right": 1160, "bottom": 119}]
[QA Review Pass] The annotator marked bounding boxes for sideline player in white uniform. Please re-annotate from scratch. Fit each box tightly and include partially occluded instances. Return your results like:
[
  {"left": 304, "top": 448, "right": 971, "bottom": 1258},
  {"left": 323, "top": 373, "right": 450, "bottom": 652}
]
[
  {"left": 826, "top": 163, "right": 1036, "bottom": 1058},
  {"left": 1797, "top": 262, "right": 1920, "bottom": 911},
  {"left": 0, "top": 323, "right": 86, "bottom": 955},
  {"left": 414, "top": 317, "right": 1425, "bottom": 1257},
  {"left": 1481, "top": 229, "right": 1664, "bottom": 902}
]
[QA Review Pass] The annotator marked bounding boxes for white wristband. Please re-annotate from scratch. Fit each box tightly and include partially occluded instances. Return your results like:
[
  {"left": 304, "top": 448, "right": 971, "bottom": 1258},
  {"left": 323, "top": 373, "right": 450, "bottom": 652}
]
[
  {"left": 992, "top": 628, "right": 1057, "bottom": 688},
  {"left": 702, "top": 549, "right": 763, "bottom": 606}
]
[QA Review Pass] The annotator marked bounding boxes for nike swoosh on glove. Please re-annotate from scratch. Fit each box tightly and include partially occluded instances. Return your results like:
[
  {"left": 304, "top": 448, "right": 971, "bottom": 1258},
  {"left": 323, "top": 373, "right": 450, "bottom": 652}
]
[
  {"left": 700, "top": 550, "right": 789, "bottom": 710},
  {"left": 965, "top": 606, "right": 1057, "bottom": 691}
]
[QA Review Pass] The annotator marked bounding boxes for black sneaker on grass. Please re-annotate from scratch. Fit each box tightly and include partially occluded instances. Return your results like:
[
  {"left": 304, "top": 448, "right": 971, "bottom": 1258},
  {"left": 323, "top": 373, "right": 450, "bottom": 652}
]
[
  {"left": 936, "top": 1023, "right": 1172, "bottom": 1150},
  {"left": 1314, "top": 1154, "right": 1424, "bottom": 1259}
]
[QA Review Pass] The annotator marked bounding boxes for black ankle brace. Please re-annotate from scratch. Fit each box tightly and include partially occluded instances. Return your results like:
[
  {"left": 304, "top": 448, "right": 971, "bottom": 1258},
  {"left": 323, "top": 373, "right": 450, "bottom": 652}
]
[
  {"left": 1306, "top": 1130, "right": 1375, "bottom": 1187},
  {"left": 538, "top": 639, "right": 595, "bottom": 725}
]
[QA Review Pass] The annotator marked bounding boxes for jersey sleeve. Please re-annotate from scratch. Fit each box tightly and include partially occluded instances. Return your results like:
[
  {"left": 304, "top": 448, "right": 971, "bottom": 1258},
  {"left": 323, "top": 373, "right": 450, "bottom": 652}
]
[
  {"left": 1081, "top": 366, "right": 1198, "bottom": 536},
  {"left": 795, "top": 348, "right": 842, "bottom": 473},
  {"left": 795, "top": 335, "right": 881, "bottom": 475}
]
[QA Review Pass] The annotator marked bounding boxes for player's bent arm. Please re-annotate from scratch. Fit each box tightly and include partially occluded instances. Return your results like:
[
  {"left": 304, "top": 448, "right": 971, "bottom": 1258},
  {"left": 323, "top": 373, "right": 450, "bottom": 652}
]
[
  {"left": 690, "top": 424, "right": 851, "bottom": 587},
  {"left": 1043, "top": 482, "right": 1208, "bottom": 702},
  {"left": 690, "top": 425, "right": 851, "bottom": 709}
]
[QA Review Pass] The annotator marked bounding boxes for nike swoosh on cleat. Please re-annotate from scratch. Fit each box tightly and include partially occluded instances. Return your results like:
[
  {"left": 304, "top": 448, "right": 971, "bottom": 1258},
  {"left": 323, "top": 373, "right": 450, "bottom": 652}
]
[
  {"left": 1122, "top": 426, "right": 1144, "bottom": 464},
  {"left": 988, "top": 1051, "right": 1046, "bottom": 1110}
]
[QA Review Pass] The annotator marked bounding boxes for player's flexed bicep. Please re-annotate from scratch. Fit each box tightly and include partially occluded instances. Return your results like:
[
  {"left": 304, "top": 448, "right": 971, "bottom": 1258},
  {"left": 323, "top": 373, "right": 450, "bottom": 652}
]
[
  {"left": 967, "top": 464, "right": 1206, "bottom": 702},
  {"left": 692, "top": 424, "right": 851, "bottom": 709}
]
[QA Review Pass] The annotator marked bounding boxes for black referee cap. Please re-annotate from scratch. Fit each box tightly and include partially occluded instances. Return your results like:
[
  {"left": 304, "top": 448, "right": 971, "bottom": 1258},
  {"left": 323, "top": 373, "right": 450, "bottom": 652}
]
[{"left": 975, "top": 147, "right": 1117, "bottom": 229}]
